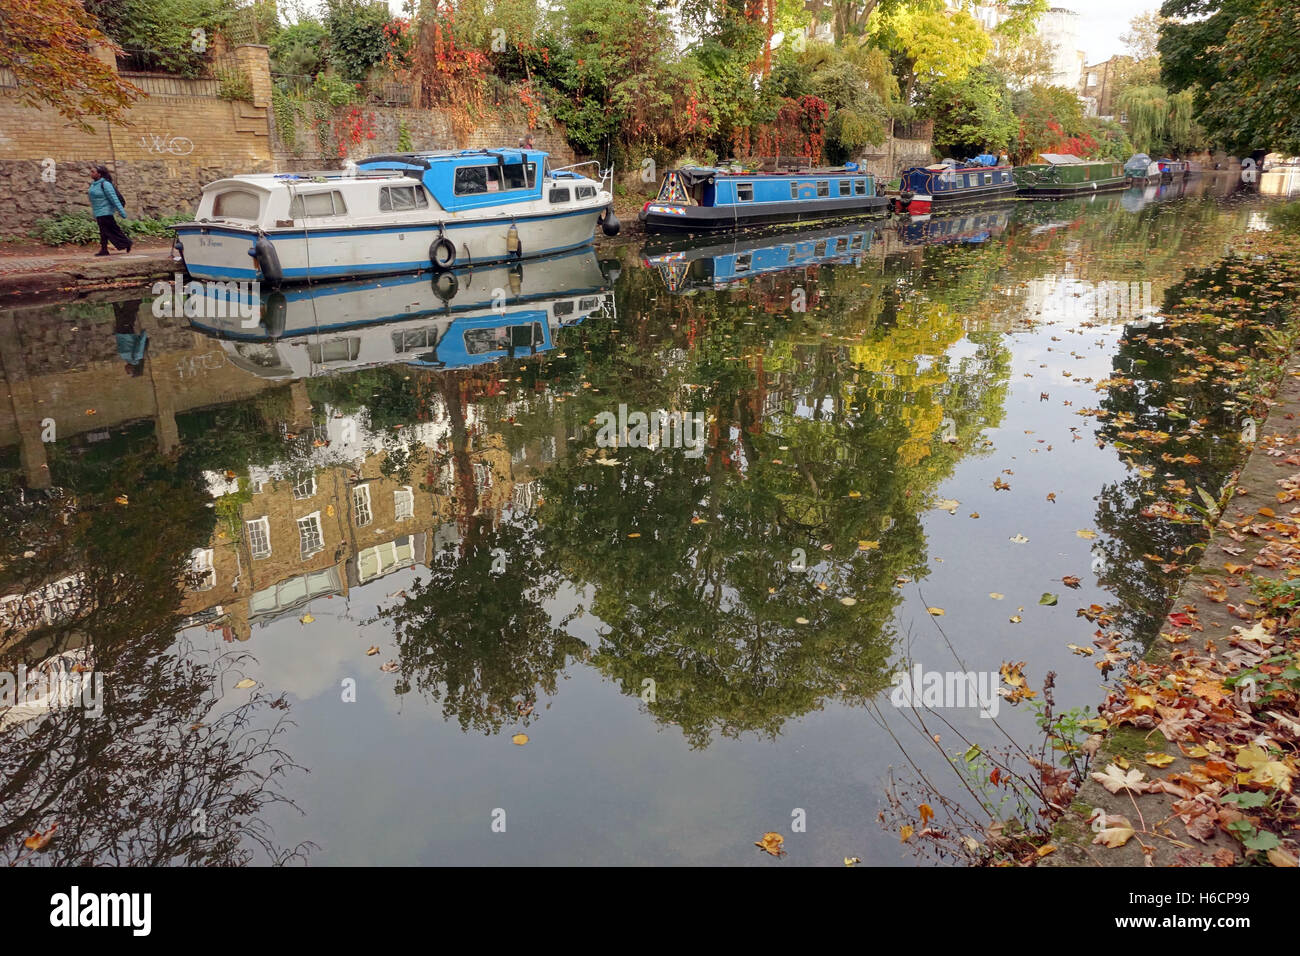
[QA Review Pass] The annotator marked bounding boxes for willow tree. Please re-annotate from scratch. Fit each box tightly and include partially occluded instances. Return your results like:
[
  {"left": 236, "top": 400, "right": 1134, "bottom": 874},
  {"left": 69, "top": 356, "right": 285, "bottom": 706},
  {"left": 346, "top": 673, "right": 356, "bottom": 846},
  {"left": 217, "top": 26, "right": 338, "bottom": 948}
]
[{"left": 1118, "top": 84, "right": 1201, "bottom": 155}]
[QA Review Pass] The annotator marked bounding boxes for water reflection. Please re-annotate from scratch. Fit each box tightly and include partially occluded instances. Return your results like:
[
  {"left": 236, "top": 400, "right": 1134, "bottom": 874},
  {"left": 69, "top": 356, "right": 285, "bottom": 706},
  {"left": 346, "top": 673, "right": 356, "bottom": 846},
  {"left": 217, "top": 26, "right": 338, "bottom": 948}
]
[{"left": 0, "top": 193, "right": 1286, "bottom": 864}]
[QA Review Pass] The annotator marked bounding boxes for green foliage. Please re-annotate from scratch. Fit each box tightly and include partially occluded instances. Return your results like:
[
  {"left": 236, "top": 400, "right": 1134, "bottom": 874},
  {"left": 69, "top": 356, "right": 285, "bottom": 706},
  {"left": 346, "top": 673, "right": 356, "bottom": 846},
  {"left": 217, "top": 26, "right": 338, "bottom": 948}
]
[
  {"left": 215, "top": 66, "right": 253, "bottom": 102},
  {"left": 926, "top": 66, "right": 1017, "bottom": 158},
  {"left": 1118, "top": 84, "right": 1203, "bottom": 156},
  {"left": 397, "top": 118, "right": 412, "bottom": 152},
  {"left": 1193, "top": 0, "right": 1300, "bottom": 155},
  {"left": 85, "top": 0, "right": 238, "bottom": 77},
  {"left": 32, "top": 212, "right": 189, "bottom": 245},
  {"left": 1270, "top": 201, "right": 1300, "bottom": 232},
  {"left": 324, "top": 0, "right": 393, "bottom": 82},
  {"left": 310, "top": 71, "right": 361, "bottom": 106},
  {"left": 269, "top": 20, "right": 328, "bottom": 79}
]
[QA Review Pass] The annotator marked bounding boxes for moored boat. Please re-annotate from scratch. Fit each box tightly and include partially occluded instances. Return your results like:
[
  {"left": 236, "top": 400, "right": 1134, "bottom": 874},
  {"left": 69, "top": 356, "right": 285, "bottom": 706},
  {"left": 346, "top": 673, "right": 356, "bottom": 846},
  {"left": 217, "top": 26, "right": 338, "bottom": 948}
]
[
  {"left": 1013, "top": 154, "right": 1127, "bottom": 197},
  {"left": 1156, "top": 158, "right": 1191, "bottom": 180},
  {"left": 184, "top": 246, "right": 613, "bottom": 378},
  {"left": 173, "top": 148, "right": 617, "bottom": 285},
  {"left": 638, "top": 163, "right": 889, "bottom": 234},
  {"left": 891, "top": 159, "right": 1017, "bottom": 214},
  {"left": 1124, "top": 152, "right": 1161, "bottom": 183}
]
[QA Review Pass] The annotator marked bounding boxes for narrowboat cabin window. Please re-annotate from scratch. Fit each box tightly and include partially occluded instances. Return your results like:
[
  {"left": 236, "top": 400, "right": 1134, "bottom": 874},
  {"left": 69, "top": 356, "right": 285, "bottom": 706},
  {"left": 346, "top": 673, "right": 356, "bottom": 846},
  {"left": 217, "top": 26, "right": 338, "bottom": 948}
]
[
  {"left": 549, "top": 187, "right": 571, "bottom": 203},
  {"left": 790, "top": 182, "right": 799, "bottom": 199},
  {"left": 983, "top": 173, "right": 992, "bottom": 185},
  {"left": 379, "top": 185, "right": 428, "bottom": 212},
  {"left": 816, "top": 181, "right": 829, "bottom": 197},
  {"left": 735, "top": 253, "right": 752, "bottom": 272},
  {"left": 736, "top": 182, "right": 754, "bottom": 202},
  {"left": 814, "top": 240, "right": 827, "bottom": 257},
  {"left": 576, "top": 185, "right": 596, "bottom": 199},
  {"left": 554, "top": 300, "right": 575, "bottom": 316},
  {"left": 838, "top": 180, "right": 851, "bottom": 197},
  {"left": 849, "top": 233, "right": 864, "bottom": 250},
  {"left": 289, "top": 190, "right": 347, "bottom": 218},
  {"left": 213, "top": 189, "right": 261, "bottom": 220},
  {"left": 854, "top": 179, "right": 866, "bottom": 195}
]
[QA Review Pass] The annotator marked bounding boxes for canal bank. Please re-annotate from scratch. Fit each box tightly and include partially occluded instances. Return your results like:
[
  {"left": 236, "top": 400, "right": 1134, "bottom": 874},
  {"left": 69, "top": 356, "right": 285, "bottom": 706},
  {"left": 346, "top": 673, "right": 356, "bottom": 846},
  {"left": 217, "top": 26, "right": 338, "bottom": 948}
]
[{"left": 1043, "top": 241, "right": 1300, "bottom": 868}]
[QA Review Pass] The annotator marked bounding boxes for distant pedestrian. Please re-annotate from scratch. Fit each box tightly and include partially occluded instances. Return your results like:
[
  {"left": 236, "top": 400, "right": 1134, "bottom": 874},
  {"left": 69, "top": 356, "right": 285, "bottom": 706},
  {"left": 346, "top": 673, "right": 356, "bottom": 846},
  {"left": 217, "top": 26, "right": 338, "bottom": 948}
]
[
  {"left": 89, "top": 165, "right": 131, "bottom": 257},
  {"left": 518, "top": 133, "right": 535, "bottom": 150}
]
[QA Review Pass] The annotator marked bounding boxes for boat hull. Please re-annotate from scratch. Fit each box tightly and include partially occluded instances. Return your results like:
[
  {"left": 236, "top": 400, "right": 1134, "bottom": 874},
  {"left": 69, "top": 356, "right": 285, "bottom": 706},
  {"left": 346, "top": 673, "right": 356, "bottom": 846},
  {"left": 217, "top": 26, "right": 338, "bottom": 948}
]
[
  {"left": 639, "top": 195, "right": 890, "bottom": 234},
  {"left": 174, "top": 206, "right": 603, "bottom": 284},
  {"left": 895, "top": 182, "right": 1018, "bottom": 212},
  {"left": 1016, "top": 178, "right": 1128, "bottom": 198}
]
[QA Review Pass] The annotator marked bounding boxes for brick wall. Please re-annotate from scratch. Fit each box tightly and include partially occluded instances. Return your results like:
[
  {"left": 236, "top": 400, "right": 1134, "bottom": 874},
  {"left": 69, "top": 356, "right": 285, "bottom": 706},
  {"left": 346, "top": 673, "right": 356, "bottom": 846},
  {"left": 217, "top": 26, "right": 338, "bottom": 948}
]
[{"left": 1, "top": 44, "right": 576, "bottom": 233}]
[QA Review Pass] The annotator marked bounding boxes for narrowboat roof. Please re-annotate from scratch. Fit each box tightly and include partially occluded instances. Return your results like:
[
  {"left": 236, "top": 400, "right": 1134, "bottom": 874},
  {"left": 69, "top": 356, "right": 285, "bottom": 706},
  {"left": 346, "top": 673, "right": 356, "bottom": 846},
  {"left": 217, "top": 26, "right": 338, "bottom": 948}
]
[
  {"left": 360, "top": 148, "right": 547, "bottom": 166},
  {"left": 1033, "top": 154, "right": 1121, "bottom": 166},
  {"left": 668, "top": 164, "right": 867, "bottom": 186}
]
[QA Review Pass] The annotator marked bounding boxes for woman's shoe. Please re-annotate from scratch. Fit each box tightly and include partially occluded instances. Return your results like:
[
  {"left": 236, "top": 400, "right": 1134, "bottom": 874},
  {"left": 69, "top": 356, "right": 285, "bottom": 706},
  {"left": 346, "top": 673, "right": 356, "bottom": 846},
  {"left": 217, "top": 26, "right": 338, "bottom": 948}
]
[
  {"left": 94, "top": 250, "right": 109, "bottom": 257},
  {"left": 124, "top": 242, "right": 133, "bottom": 253}
]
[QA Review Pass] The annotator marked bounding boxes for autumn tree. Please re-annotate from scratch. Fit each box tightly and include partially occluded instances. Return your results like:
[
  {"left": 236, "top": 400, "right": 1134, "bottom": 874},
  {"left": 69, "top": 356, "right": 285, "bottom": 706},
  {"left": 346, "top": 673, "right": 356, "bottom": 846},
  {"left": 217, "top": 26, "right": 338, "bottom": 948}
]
[{"left": 0, "top": 0, "right": 140, "bottom": 132}]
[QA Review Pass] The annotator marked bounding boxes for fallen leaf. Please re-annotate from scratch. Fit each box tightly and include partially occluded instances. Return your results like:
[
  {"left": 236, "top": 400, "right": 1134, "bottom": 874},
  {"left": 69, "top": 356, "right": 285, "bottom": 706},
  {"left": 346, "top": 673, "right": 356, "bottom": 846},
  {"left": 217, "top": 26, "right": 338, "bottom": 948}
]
[
  {"left": 1090, "top": 763, "right": 1150, "bottom": 795},
  {"left": 512, "top": 733, "right": 529, "bottom": 746},
  {"left": 1076, "top": 529, "right": 1097, "bottom": 539},
  {"left": 234, "top": 678, "right": 256, "bottom": 689},
  {"left": 1143, "top": 753, "right": 1175, "bottom": 768},
  {"left": 1039, "top": 593, "right": 1058, "bottom": 606},
  {"left": 927, "top": 607, "right": 945, "bottom": 616},
  {"left": 755, "top": 831, "right": 786, "bottom": 856}
]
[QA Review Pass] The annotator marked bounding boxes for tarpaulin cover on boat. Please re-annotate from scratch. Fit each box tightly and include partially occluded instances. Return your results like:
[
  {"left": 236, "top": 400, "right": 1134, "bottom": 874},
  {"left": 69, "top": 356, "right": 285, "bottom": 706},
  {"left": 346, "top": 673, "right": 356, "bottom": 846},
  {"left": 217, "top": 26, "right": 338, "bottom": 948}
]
[
  {"left": 1038, "top": 153, "right": 1085, "bottom": 165},
  {"left": 1125, "top": 153, "right": 1153, "bottom": 176}
]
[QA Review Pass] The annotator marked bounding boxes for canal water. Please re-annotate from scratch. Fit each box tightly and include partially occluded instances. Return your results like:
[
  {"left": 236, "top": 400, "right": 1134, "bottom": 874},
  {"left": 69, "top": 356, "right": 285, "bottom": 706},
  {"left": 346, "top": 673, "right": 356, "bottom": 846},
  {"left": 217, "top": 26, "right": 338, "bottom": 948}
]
[{"left": 0, "top": 173, "right": 1293, "bottom": 865}]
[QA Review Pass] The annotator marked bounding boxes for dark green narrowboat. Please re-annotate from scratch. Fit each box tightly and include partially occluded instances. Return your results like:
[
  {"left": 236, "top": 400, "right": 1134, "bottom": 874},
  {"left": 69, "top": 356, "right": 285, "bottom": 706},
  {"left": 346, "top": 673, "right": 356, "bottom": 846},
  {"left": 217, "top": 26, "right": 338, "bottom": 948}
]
[{"left": 1013, "top": 154, "right": 1128, "bottom": 197}]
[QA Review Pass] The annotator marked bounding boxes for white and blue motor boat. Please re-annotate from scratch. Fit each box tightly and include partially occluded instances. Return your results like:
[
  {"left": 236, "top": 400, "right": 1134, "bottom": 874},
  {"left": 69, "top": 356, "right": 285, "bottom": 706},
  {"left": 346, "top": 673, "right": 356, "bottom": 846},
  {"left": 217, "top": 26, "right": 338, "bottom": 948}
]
[{"left": 173, "top": 148, "right": 618, "bottom": 285}]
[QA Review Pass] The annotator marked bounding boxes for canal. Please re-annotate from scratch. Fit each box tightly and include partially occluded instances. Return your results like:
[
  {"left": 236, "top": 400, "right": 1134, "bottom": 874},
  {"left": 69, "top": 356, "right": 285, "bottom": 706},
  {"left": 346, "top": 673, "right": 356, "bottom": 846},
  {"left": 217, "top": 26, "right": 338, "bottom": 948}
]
[{"left": 1, "top": 173, "right": 1294, "bottom": 865}]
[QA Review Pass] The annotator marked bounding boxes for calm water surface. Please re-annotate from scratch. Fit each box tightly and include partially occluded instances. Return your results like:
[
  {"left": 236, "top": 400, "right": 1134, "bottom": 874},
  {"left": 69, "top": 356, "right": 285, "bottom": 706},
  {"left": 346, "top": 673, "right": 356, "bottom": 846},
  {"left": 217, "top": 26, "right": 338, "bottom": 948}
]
[{"left": 0, "top": 173, "right": 1290, "bottom": 865}]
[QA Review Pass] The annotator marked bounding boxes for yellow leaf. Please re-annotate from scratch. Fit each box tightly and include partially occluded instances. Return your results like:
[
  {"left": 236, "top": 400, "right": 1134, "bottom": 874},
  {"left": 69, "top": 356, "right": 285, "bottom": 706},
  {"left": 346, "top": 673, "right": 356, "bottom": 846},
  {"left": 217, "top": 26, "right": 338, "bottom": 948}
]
[
  {"left": 755, "top": 832, "right": 786, "bottom": 856},
  {"left": 299, "top": 612, "right": 314, "bottom": 624},
  {"left": 1143, "top": 752, "right": 1174, "bottom": 768},
  {"left": 919, "top": 803, "right": 934, "bottom": 825},
  {"left": 1076, "top": 529, "right": 1097, "bottom": 539},
  {"left": 1036, "top": 843, "right": 1057, "bottom": 858},
  {"left": 989, "top": 592, "right": 1004, "bottom": 600},
  {"left": 114, "top": 495, "right": 129, "bottom": 506},
  {"left": 927, "top": 607, "right": 945, "bottom": 616},
  {"left": 512, "top": 733, "right": 529, "bottom": 746},
  {"left": 843, "top": 856, "right": 861, "bottom": 866},
  {"left": 365, "top": 646, "right": 380, "bottom": 656},
  {"left": 899, "top": 825, "right": 914, "bottom": 843},
  {"left": 858, "top": 540, "right": 880, "bottom": 550},
  {"left": 234, "top": 678, "right": 256, "bottom": 689}
]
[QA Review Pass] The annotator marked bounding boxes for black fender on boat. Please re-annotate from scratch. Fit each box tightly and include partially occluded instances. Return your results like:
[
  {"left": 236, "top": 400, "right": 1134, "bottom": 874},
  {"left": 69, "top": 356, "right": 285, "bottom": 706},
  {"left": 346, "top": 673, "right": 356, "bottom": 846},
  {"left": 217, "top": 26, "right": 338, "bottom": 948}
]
[
  {"left": 600, "top": 206, "right": 621, "bottom": 236},
  {"left": 262, "top": 291, "right": 287, "bottom": 339},
  {"left": 432, "top": 270, "right": 459, "bottom": 302},
  {"left": 430, "top": 236, "right": 457, "bottom": 270},
  {"left": 249, "top": 235, "right": 283, "bottom": 287}
]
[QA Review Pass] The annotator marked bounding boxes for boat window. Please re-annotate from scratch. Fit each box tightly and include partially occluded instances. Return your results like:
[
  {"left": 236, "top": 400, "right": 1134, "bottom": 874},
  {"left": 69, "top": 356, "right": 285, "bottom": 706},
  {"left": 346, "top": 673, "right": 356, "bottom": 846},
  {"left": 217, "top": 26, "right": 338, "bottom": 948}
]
[
  {"left": 392, "top": 327, "right": 440, "bottom": 352},
  {"left": 213, "top": 189, "right": 261, "bottom": 220},
  {"left": 816, "top": 181, "right": 829, "bottom": 197},
  {"left": 464, "top": 323, "right": 542, "bottom": 355},
  {"left": 502, "top": 163, "right": 534, "bottom": 190},
  {"left": 379, "top": 185, "right": 429, "bottom": 212},
  {"left": 849, "top": 233, "right": 864, "bottom": 250},
  {"left": 554, "top": 301, "right": 575, "bottom": 316},
  {"left": 814, "top": 240, "right": 827, "bottom": 257},
  {"left": 289, "top": 190, "right": 347, "bottom": 218},
  {"left": 454, "top": 164, "right": 502, "bottom": 195},
  {"left": 736, "top": 182, "right": 754, "bottom": 202},
  {"left": 579, "top": 296, "right": 601, "bottom": 311},
  {"left": 306, "top": 338, "right": 361, "bottom": 363},
  {"left": 838, "top": 180, "right": 851, "bottom": 197},
  {"left": 735, "top": 253, "right": 752, "bottom": 273},
  {"left": 983, "top": 173, "right": 992, "bottom": 185},
  {"left": 790, "top": 182, "right": 799, "bottom": 199},
  {"left": 575, "top": 185, "right": 596, "bottom": 199},
  {"left": 549, "top": 187, "right": 571, "bottom": 203},
  {"left": 853, "top": 179, "right": 866, "bottom": 196}
]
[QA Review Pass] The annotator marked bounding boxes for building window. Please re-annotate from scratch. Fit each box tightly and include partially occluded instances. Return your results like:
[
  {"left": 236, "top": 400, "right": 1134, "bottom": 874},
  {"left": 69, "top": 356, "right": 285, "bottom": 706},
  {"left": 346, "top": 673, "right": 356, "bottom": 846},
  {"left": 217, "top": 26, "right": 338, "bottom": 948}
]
[
  {"left": 379, "top": 185, "right": 429, "bottom": 212},
  {"left": 357, "top": 536, "right": 415, "bottom": 583},
  {"left": 187, "top": 548, "right": 216, "bottom": 591},
  {"left": 736, "top": 182, "right": 754, "bottom": 202},
  {"left": 816, "top": 181, "right": 829, "bottom": 197},
  {"left": 394, "top": 486, "right": 414, "bottom": 521},
  {"left": 246, "top": 517, "right": 271, "bottom": 559},
  {"left": 298, "top": 513, "right": 325, "bottom": 559},
  {"left": 292, "top": 473, "right": 316, "bottom": 499},
  {"left": 838, "top": 180, "right": 851, "bottom": 196},
  {"left": 353, "top": 484, "right": 372, "bottom": 527}
]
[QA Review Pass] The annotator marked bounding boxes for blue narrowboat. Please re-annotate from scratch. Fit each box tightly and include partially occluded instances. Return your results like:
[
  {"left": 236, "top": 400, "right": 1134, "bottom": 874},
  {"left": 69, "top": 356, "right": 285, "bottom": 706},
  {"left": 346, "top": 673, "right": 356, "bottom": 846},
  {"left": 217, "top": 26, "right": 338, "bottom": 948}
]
[
  {"left": 892, "top": 160, "right": 1018, "bottom": 214},
  {"left": 641, "top": 223, "right": 878, "bottom": 293},
  {"left": 639, "top": 164, "right": 889, "bottom": 234}
]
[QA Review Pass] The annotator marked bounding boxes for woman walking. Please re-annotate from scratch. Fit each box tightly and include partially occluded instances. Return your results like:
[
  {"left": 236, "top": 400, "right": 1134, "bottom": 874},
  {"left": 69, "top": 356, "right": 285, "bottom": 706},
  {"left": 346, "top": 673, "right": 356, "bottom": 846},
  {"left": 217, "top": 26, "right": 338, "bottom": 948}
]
[{"left": 89, "top": 165, "right": 131, "bottom": 256}]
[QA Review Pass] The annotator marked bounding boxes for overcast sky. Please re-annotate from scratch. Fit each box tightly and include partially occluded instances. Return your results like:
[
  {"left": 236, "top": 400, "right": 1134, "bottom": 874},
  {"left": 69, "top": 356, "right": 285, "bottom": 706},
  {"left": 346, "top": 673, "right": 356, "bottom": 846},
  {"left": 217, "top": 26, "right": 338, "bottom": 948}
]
[
  {"left": 357, "top": 0, "right": 1160, "bottom": 65},
  {"left": 1055, "top": 0, "right": 1163, "bottom": 62}
]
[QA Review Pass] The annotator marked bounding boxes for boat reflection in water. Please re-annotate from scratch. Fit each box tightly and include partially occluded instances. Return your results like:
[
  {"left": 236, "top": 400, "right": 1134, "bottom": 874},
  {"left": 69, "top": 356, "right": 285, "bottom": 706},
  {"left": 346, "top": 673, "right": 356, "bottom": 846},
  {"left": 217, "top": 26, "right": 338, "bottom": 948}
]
[
  {"left": 892, "top": 205, "right": 1013, "bottom": 246},
  {"left": 640, "top": 222, "right": 878, "bottom": 293},
  {"left": 183, "top": 247, "right": 615, "bottom": 378}
]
